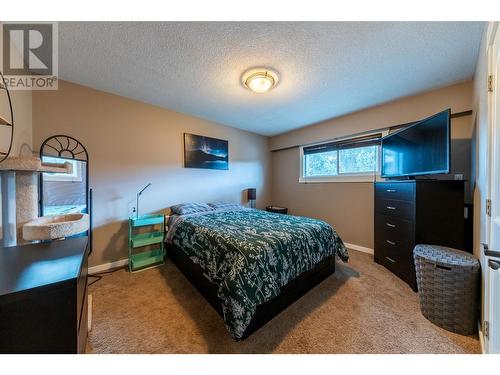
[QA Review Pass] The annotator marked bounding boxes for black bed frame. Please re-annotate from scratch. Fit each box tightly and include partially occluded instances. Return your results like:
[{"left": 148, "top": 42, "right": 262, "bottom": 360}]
[{"left": 166, "top": 244, "right": 336, "bottom": 340}]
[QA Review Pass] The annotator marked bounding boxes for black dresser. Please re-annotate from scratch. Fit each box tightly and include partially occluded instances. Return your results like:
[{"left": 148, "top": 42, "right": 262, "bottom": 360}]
[
  {"left": 0, "top": 237, "right": 89, "bottom": 353},
  {"left": 374, "top": 180, "right": 465, "bottom": 291}
]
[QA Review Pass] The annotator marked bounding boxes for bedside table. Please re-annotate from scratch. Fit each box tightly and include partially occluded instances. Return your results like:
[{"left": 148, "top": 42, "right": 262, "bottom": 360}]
[
  {"left": 265, "top": 206, "right": 288, "bottom": 214},
  {"left": 128, "top": 214, "right": 165, "bottom": 272}
]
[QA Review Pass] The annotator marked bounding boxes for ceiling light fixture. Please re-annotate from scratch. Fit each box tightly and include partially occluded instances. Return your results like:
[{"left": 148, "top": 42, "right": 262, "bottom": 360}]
[{"left": 241, "top": 68, "right": 279, "bottom": 94}]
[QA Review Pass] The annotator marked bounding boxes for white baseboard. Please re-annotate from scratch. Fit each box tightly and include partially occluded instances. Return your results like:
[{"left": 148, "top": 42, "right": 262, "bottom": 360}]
[
  {"left": 345, "top": 242, "right": 374, "bottom": 255},
  {"left": 88, "top": 258, "right": 128, "bottom": 274}
]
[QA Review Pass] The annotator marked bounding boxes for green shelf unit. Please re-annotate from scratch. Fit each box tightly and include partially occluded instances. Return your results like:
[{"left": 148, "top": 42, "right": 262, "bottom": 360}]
[
  {"left": 130, "top": 231, "right": 164, "bottom": 248},
  {"left": 130, "top": 214, "right": 165, "bottom": 227},
  {"left": 130, "top": 248, "right": 164, "bottom": 270},
  {"left": 128, "top": 214, "right": 165, "bottom": 273}
]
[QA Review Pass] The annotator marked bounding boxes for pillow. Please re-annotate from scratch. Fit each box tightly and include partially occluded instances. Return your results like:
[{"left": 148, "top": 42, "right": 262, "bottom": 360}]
[
  {"left": 208, "top": 202, "right": 244, "bottom": 211},
  {"left": 170, "top": 202, "right": 214, "bottom": 215}
]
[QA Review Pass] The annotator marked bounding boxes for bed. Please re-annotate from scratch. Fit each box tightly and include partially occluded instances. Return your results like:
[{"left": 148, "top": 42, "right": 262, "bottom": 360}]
[{"left": 165, "top": 205, "right": 348, "bottom": 340}]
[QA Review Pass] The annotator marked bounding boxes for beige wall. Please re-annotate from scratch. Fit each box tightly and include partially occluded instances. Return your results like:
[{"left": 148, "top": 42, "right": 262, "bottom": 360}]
[
  {"left": 271, "top": 83, "right": 473, "bottom": 249},
  {"left": 272, "top": 146, "right": 375, "bottom": 248},
  {"left": 32, "top": 81, "right": 271, "bottom": 267},
  {"left": 271, "top": 81, "right": 473, "bottom": 151},
  {"left": 0, "top": 42, "right": 33, "bottom": 157}
]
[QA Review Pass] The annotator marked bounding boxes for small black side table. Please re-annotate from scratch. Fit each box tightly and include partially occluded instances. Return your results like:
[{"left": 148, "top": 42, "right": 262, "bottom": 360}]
[{"left": 266, "top": 206, "right": 288, "bottom": 214}]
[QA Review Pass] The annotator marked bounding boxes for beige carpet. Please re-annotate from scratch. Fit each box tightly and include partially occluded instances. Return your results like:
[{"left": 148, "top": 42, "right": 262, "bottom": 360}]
[{"left": 86, "top": 250, "right": 480, "bottom": 354}]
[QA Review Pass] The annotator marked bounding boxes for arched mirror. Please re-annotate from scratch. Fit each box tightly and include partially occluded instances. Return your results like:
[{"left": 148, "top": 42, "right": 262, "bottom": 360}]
[
  {"left": 0, "top": 71, "right": 14, "bottom": 163},
  {"left": 39, "top": 135, "right": 92, "bottom": 251}
]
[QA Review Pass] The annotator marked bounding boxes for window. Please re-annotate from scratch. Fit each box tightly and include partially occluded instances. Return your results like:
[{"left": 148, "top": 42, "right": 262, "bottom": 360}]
[{"left": 300, "top": 133, "right": 382, "bottom": 182}]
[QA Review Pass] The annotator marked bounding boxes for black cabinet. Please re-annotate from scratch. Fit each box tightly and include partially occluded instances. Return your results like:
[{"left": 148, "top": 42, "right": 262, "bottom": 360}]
[
  {"left": 0, "top": 237, "right": 89, "bottom": 353},
  {"left": 374, "top": 180, "right": 465, "bottom": 291}
]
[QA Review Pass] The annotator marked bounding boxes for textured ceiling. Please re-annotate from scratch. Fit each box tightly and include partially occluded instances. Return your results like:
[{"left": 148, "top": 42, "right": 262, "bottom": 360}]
[{"left": 58, "top": 22, "right": 484, "bottom": 136}]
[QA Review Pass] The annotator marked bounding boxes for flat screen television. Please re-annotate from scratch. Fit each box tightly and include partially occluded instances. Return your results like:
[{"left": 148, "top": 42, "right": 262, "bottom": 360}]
[{"left": 381, "top": 109, "right": 451, "bottom": 178}]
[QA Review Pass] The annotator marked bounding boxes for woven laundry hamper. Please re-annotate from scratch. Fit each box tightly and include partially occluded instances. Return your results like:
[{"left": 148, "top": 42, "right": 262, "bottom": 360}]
[{"left": 413, "top": 244, "right": 480, "bottom": 335}]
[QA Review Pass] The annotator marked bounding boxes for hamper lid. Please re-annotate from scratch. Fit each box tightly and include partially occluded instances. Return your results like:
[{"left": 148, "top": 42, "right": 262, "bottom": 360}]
[{"left": 413, "top": 244, "right": 479, "bottom": 268}]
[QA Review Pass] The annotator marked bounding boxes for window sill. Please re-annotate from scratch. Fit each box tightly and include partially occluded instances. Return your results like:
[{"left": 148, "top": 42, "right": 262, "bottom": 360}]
[
  {"left": 299, "top": 175, "right": 383, "bottom": 183},
  {"left": 43, "top": 176, "right": 83, "bottom": 182}
]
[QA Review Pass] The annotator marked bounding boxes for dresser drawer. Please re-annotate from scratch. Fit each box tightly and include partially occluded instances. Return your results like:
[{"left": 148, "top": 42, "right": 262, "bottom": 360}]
[
  {"left": 375, "top": 235, "right": 413, "bottom": 259},
  {"left": 374, "top": 214, "right": 414, "bottom": 263},
  {"left": 375, "top": 198, "right": 415, "bottom": 220},
  {"left": 375, "top": 182, "right": 414, "bottom": 202},
  {"left": 375, "top": 240, "right": 414, "bottom": 278},
  {"left": 375, "top": 238, "right": 403, "bottom": 269},
  {"left": 378, "top": 250, "right": 401, "bottom": 273},
  {"left": 375, "top": 215, "right": 414, "bottom": 244}
]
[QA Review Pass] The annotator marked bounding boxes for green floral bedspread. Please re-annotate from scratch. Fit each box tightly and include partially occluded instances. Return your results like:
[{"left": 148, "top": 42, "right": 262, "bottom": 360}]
[{"left": 167, "top": 208, "right": 348, "bottom": 339}]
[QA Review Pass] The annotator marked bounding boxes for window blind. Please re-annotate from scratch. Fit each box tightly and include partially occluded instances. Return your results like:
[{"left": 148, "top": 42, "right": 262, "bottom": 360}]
[{"left": 302, "top": 133, "right": 383, "bottom": 155}]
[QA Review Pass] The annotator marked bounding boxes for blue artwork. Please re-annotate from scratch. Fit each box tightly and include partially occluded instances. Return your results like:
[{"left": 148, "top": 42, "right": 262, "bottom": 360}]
[{"left": 184, "top": 133, "right": 229, "bottom": 170}]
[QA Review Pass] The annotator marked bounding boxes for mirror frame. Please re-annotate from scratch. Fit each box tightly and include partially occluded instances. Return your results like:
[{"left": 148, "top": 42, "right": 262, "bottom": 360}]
[{"left": 39, "top": 135, "right": 92, "bottom": 253}]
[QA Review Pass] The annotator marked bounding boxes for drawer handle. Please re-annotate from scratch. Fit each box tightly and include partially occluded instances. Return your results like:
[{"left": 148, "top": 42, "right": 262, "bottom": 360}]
[
  {"left": 386, "top": 206, "right": 396, "bottom": 210},
  {"left": 386, "top": 189, "right": 397, "bottom": 193},
  {"left": 386, "top": 223, "right": 396, "bottom": 228},
  {"left": 386, "top": 256, "right": 396, "bottom": 263},
  {"left": 386, "top": 240, "right": 396, "bottom": 245}
]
